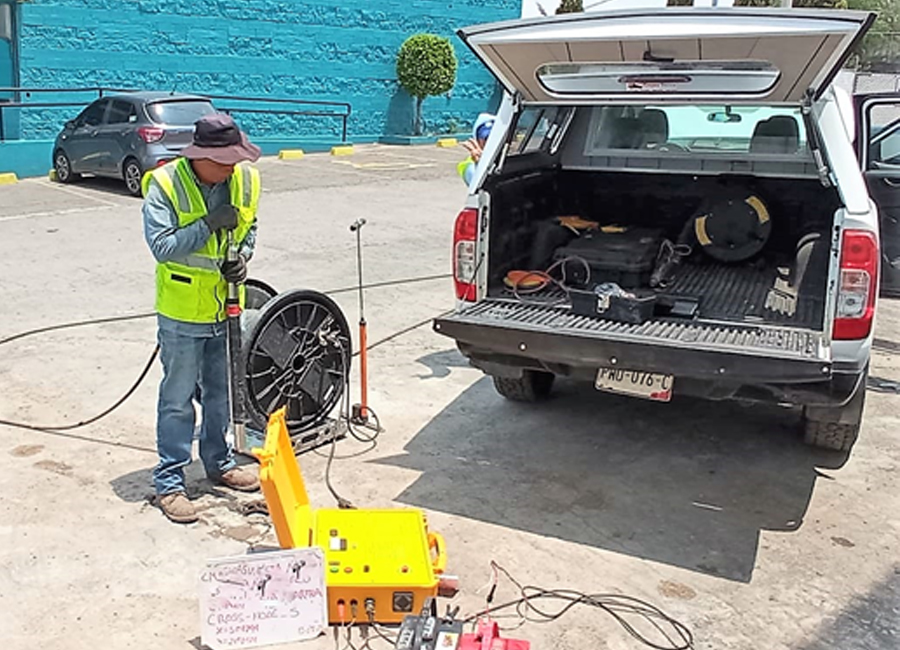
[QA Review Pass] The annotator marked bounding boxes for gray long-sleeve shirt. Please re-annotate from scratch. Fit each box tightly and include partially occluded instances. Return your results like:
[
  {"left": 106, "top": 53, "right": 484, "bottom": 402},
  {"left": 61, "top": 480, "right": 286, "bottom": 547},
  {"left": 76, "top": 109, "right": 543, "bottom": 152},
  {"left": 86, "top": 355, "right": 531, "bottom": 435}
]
[{"left": 143, "top": 163, "right": 258, "bottom": 337}]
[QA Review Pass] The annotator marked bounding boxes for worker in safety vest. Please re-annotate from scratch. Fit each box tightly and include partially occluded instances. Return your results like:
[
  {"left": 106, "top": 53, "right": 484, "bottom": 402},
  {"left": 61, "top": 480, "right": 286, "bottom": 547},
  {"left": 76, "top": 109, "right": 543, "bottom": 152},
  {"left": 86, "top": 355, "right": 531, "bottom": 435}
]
[
  {"left": 142, "top": 114, "right": 262, "bottom": 524},
  {"left": 458, "top": 113, "right": 495, "bottom": 185}
]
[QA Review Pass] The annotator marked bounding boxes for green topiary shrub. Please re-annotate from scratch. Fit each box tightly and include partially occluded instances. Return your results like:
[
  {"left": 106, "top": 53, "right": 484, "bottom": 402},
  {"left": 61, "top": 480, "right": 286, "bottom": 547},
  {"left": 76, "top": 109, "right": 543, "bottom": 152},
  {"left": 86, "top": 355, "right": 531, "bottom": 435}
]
[
  {"left": 556, "top": 0, "right": 583, "bottom": 13},
  {"left": 396, "top": 34, "right": 458, "bottom": 136}
]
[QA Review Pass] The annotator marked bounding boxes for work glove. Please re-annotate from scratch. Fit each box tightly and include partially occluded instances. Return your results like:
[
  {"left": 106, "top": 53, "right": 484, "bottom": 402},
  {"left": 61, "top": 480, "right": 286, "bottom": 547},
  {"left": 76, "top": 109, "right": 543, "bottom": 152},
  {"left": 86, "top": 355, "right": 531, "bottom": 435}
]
[
  {"left": 221, "top": 255, "right": 248, "bottom": 284},
  {"left": 204, "top": 204, "right": 239, "bottom": 233}
]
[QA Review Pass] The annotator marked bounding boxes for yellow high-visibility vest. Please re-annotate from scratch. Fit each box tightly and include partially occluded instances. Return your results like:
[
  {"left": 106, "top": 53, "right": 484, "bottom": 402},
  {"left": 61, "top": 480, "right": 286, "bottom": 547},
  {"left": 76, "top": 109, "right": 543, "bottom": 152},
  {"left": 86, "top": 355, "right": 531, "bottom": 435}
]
[{"left": 142, "top": 158, "right": 261, "bottom": 323}]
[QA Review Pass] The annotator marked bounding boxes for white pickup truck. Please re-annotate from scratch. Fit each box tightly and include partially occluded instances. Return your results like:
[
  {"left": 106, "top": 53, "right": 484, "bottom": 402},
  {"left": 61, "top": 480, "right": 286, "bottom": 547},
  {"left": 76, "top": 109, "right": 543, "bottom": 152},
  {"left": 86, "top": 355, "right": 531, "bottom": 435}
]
[{"left": 434, "top": 8, "right": 900, "bottom": 453}]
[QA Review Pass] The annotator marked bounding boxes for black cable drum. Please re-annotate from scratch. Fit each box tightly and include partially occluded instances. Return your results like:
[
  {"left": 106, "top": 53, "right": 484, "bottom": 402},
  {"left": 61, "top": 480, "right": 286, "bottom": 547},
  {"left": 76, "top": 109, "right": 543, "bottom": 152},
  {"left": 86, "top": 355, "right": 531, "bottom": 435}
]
[
  {"left": 692, "top": 189, "right": 772, "bottom": 263},
  {"left": 241, "top": 289, "right": 351, "bottom": 436}
]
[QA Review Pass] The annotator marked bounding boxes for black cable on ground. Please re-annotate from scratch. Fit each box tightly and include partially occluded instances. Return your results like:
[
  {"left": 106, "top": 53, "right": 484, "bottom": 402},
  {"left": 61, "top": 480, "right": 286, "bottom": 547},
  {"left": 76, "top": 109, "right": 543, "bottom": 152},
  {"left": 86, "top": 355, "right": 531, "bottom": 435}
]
[
  {"left": 0, "top": 312, "right": 156, "bottom": 347},
  {"left": 0, "top": 272, "right": 452, "bottom": 350},
  {"left": 324, "top": 335, "right": 386, "bottom": 509},
  {"left": 467, "top": 562, "right": 693, "bottom": 650},
  {"left": 0, "top": 273, "right": 451, "bottom": 444},
  {"left": 325, "top": 273, "right": 451, "bottom": 298},
  {"left": 353, "top": 310, "right": 453, "bottom": 357},
  {"left": 0, "top": 344, "right": 161, "bottom": 454}
]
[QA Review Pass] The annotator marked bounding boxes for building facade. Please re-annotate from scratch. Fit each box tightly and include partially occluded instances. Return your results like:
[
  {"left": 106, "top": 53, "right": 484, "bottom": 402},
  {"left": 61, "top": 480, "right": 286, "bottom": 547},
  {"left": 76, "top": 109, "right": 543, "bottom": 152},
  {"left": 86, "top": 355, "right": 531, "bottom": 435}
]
[{"left": 0, "top": 0, "right": 518, "bottom": 176}]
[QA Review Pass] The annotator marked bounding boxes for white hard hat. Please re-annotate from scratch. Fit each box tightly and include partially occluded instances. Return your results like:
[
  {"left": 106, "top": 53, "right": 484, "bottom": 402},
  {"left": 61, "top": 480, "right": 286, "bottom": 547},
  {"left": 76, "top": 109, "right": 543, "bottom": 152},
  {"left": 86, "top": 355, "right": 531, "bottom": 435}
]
[{"left": 474, "top": 113, "right": 496, "bottom": 141}]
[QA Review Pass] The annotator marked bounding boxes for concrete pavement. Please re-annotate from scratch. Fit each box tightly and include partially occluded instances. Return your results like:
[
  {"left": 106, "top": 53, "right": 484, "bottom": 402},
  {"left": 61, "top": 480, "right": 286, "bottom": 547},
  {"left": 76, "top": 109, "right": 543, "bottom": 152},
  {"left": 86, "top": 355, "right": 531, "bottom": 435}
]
[{"left": 0, "top": 144, "right": 898, "bottom": 650}]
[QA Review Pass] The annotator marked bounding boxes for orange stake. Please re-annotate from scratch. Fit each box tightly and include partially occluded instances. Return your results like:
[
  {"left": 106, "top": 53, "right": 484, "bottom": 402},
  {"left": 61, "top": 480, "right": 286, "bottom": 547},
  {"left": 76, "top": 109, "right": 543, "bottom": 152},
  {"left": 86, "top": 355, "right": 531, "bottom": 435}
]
[
  {"left": 358, "top": 319, "right": 368, "bottom": 419},
  {"left": 350, "top": 218, "right": 370, "bottom": 425}
]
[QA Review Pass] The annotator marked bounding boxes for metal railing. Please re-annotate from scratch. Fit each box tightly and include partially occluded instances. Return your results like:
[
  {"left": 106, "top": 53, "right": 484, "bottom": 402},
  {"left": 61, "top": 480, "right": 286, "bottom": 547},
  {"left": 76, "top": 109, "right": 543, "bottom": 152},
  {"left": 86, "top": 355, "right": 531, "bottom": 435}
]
[{"left": 0, "top": 86, "right": 352, "bottom": 142}]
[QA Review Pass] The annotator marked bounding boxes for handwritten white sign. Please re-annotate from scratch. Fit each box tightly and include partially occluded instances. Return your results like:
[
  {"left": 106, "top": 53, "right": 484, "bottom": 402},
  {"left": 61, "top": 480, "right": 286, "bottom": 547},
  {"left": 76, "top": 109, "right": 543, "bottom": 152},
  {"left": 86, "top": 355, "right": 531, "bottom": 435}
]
[{"left": 200, "top": 547, "right": 327, "bottom": 650}]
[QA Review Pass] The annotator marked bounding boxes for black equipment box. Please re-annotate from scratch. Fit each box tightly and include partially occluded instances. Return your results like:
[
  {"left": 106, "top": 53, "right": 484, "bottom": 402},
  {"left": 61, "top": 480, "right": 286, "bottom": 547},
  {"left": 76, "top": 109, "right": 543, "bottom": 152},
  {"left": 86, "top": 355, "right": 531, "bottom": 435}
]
[
  {"left": 554, "top": 228, "right": 663, "bottom": 288},
  {"left": 570, "top": 289, "right": 657, "bottom": 324}
]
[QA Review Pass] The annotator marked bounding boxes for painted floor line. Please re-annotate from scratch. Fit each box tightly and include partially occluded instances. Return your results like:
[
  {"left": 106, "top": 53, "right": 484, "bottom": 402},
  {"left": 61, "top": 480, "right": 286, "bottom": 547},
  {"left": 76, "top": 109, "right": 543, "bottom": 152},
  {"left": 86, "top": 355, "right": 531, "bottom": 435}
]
[
  {"left": 0, "top": 204, "right": 116, "bottom": 223},
  {"left": 38, "top": 180, "right": 124, "bottom": 208}
]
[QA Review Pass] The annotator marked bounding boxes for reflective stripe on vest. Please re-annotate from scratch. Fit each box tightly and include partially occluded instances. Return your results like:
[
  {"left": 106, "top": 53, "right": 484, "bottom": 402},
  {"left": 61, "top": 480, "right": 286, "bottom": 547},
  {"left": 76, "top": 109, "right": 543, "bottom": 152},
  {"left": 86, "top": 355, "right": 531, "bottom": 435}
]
[{"left": 143, "top": 158, "right": 260, "bottom": 324}]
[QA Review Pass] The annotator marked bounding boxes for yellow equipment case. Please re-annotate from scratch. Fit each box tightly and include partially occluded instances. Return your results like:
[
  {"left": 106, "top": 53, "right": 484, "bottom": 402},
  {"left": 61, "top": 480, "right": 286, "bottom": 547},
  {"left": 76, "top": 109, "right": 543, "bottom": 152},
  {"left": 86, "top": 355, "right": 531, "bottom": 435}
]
[{"left": 254, "top": 409, "right": 448, "bottom": 624}]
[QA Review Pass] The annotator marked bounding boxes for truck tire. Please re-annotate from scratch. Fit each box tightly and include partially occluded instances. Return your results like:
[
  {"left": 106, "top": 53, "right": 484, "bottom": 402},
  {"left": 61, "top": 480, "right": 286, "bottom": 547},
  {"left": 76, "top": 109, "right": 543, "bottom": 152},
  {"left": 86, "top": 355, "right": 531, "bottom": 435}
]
[
  {"left": 492, "top": 370, "right": 555, "bottom": 402},
  {"left": 802, "top": 372, "right": 866, "bottom": 452}
]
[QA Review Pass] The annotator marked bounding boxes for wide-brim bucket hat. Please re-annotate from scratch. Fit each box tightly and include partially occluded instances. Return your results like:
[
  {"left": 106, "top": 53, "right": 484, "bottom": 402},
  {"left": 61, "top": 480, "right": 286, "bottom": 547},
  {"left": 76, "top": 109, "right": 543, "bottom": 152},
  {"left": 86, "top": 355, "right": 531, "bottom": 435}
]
[{"left": 182, "top": 113, "right": 261, "bottom": 165}]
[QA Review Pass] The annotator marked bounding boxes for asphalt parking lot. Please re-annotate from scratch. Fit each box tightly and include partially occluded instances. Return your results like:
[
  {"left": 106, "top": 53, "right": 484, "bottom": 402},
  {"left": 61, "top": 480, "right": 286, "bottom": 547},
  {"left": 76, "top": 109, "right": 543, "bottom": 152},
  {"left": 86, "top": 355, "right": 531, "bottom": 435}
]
[{"left": 1, "top": 144, "right": 898, "bottom": 650}]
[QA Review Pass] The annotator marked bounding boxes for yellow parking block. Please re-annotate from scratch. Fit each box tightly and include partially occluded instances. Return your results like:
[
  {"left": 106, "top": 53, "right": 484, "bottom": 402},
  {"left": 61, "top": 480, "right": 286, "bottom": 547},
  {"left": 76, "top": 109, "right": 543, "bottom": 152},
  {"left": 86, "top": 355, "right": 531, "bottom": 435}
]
[
  {"left": 278, "top": 149, "right": 305, "bottom": 160},
  {"left": 437, "top": 138, "right": 458, "bottom": 148},
  {"left": 331, "top": 145, "right": 354, "bottom": 156},
  {"left": 0, "top": 172, "right": 18, "bottom": 185},
  {"left": 49, "top": 169, "right": 58, "bottom": 182}
]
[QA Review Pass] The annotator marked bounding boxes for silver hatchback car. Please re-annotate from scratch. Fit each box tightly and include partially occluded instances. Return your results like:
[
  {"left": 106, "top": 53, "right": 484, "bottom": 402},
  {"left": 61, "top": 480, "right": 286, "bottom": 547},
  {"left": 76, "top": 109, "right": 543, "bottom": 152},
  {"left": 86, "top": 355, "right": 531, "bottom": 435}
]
[{"left": 52, "top": 91, "right": 217, "bottom": 196}]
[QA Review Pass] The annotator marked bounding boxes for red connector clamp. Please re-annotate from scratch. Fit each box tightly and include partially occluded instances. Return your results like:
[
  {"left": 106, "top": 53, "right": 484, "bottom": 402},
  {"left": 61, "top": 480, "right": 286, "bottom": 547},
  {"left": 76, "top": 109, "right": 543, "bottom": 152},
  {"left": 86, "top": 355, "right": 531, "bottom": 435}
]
[{"left": 459, "top": 619, "right": 530, "bottom": 650}]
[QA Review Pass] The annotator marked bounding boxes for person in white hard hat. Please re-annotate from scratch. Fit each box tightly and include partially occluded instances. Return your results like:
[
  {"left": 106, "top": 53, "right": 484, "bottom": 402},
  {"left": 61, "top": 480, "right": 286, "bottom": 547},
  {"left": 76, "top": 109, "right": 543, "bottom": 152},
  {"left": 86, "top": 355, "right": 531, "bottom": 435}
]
[{"left": 458, "top": 113, "right": 495, "bottom": 185}]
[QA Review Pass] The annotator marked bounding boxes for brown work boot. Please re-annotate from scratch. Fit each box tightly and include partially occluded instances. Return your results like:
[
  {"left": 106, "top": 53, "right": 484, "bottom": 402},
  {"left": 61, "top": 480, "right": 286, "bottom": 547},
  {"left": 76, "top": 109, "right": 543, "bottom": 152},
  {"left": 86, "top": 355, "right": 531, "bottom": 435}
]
[
  {"left": 218, "top": 466, "right": 260, "bottom": 492},
  {"left": 157, "top": 492, "right": 199, "bottom": 524}
]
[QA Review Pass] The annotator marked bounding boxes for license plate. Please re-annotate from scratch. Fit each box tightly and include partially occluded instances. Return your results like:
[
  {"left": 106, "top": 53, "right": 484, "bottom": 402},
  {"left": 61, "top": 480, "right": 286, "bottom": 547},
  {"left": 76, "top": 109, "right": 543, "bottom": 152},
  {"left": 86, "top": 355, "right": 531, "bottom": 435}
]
[{"left": 595, "top": 367, "right": 674, "bottom": 402}]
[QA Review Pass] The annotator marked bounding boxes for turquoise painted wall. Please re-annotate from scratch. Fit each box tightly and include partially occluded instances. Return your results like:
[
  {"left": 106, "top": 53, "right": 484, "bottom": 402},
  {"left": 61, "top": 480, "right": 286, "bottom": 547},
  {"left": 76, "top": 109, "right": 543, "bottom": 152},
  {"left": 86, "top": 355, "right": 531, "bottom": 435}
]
[{"left": 13, "top": 0, "right": 517, "bottom": 143}]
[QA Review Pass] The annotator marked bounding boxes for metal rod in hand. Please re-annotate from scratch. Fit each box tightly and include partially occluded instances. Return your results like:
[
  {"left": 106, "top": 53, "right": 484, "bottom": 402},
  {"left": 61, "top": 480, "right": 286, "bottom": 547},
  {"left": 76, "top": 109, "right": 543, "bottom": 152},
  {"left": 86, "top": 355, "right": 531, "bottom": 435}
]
[
  {"left": 349, "top": 218, "right": 368, "bottom": 421},
  {"left": 224, "top": 229, "right": 248, "bottom": 453}
]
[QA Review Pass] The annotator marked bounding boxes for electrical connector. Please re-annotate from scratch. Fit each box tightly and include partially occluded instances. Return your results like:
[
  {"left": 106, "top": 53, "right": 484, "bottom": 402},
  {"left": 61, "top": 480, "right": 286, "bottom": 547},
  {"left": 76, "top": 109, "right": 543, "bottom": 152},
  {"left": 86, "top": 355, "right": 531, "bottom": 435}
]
[
  {"left": 350, "top": 599, "right": 359, "bottom": 620},
  {"left": 364, "top": 597, "right": 376, "bottom": 620},
  {"left": 337, "top": 599, "right": 346, "bottom": 623}
]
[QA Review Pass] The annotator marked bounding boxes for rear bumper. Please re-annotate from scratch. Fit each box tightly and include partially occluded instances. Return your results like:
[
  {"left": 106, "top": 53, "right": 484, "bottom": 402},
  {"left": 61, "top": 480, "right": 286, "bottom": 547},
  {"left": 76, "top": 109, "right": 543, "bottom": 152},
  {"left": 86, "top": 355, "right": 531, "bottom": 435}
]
[
  {"left": 434, "top": 300, "right": 862, "bottom": 407},
  {"left": 138, "top": 144, "right": 182, "bottom": 169}
]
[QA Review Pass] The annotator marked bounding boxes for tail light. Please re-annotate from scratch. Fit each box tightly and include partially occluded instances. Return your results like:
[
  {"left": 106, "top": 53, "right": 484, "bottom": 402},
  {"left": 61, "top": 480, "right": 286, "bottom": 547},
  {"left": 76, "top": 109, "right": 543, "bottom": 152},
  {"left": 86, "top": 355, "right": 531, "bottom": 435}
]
[
  {"left": 833, "top": 229, "right": 878, "bottom": 340},
  {"left": 137, "top": 126, "right": 165, "bottom": 143},
  {"left": 453, "top": 208, "right": 478, "bottom": 301}
]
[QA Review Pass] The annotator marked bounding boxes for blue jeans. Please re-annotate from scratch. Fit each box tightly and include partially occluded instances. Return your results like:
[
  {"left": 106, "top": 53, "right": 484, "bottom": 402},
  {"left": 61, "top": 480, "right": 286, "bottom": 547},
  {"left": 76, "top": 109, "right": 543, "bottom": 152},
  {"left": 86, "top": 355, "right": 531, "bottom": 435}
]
[{"left": 153, "top": 319, "right": 236, "bottom": 495}]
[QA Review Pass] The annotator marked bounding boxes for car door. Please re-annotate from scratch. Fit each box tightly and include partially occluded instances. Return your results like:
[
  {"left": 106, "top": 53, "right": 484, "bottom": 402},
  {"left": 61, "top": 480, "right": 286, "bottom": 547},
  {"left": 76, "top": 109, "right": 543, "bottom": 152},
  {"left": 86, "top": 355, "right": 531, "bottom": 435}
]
[
  {"left": 100, "top": 98, "right": 138, "bottom": 175},
  {"left": 857, "top": 95, "right": 900, "bottom": 297},
  {"left": 65, "top": 99, "right": 109, "bottom": 173}
]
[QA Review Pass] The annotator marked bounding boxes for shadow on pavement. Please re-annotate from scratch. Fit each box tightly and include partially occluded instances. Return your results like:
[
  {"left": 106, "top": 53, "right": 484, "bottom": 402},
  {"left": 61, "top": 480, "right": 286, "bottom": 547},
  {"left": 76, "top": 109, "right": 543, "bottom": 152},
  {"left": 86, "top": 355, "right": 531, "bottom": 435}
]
[
  {"left": 415, "top": 348, "right": 471, "bottom": 380},
  {"left": 799, "top": 566, "right": 900, "bottom": 650},
  {"left": 68, "top": 176, "right": 139, "bottom": 199},
  {"left": 378, "top": 366, "right": 843, "bottom": 583},
  {"left": 110, "top": 457, "right": 254, "bottom": 504}
]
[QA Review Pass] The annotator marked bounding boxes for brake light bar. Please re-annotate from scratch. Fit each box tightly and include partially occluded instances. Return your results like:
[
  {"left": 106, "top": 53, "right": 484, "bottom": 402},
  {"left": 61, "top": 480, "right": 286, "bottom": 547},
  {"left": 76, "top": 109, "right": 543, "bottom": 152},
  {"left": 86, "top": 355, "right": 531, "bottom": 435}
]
[
  {"left": 833, "top": 229, "right": 878, "bottom": 341},
  {"left": 137, "top": 126, "right": 165, "bottom": 143},
  {"left": 453, "top": 208, "right": 478, "bottom": 302}
]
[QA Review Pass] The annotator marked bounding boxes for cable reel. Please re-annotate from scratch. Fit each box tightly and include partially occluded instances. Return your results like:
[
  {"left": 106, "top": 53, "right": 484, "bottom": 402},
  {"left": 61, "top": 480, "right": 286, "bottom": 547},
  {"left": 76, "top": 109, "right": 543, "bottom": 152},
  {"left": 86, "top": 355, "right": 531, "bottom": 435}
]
[
  {"left": 240, "top": 286, "right": 352, "bottom": 437},
  {"left": 692, "top": 190, "right": 772, "bottom": 264}
]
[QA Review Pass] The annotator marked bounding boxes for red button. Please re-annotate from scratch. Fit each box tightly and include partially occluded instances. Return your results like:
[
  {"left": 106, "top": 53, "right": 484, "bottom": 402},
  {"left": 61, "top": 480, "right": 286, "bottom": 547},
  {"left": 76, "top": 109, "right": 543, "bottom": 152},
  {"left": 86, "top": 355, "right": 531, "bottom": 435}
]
[{"left": 344, "top": 567, "right": 353, "bottom": 573}]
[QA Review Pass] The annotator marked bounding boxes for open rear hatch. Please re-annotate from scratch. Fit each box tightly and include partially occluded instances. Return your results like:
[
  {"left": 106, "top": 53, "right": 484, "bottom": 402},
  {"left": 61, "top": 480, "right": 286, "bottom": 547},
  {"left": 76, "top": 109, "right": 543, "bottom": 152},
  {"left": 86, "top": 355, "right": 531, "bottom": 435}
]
[{"left": 458, "top": 8, "right": 874, "bottom": 104}]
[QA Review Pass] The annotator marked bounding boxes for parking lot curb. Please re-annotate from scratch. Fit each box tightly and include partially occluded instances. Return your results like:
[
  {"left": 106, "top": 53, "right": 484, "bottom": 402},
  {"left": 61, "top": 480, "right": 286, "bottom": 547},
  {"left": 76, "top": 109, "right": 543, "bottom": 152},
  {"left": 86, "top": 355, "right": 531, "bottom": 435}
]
[
  {"left": 278, "top": 149, "right": 305, "bottom": 160},
  {"left": 0, "top": 172, "right": 18, "bottom": 185},
  {"left": 436, "top": 138, "right": 458, "bottom": 148},
  {"left": 331, "top": 145, "right": 354, "bottom": 156}
]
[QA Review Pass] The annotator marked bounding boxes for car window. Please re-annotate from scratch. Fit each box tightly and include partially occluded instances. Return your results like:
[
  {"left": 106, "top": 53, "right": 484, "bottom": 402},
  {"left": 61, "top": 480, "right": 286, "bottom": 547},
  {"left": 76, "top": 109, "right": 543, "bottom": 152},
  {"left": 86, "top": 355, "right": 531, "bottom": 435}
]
[
  {"left": 147, "top": 100, "right": 216, "bottom": 125},
  {"left": 869, "top": 103, "right": 900, "bottom": 168},
  {"left": 107, "top": 100, "right": 137, "bottom": 125},
  {"left": 509, "top": 107, "right": 560, "bottom": 155},
  {"left": 585, "top": 105, "right": 808, "bottom": 156},
  {"left": 78, "top": 100, "right": 108, "bottom": 128}
]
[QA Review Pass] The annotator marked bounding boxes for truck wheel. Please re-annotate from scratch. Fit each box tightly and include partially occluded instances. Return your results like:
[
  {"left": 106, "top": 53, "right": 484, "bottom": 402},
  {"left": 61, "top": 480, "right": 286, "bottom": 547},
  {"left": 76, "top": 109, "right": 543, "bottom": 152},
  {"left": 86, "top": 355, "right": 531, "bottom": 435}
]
[
  {"left": 802, "top": 372, "right": 866, "bottom": 452},
  {"left": 492, "top": 370, "right": 555, "bottom": 402}
]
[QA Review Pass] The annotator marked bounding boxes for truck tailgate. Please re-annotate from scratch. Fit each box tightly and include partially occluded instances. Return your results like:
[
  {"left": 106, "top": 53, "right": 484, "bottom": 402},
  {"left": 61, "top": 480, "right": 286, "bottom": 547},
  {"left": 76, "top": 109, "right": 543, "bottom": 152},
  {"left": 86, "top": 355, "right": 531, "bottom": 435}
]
[{"left": 434, "top": 300, "right": 832, "bottom": 384}]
